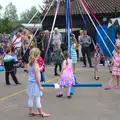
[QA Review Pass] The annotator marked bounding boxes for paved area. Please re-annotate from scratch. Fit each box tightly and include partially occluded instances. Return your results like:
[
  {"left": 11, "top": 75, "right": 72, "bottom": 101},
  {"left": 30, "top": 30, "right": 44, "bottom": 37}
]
[{"left": 0, "top": 62, "right": 120, "bottom": 120}]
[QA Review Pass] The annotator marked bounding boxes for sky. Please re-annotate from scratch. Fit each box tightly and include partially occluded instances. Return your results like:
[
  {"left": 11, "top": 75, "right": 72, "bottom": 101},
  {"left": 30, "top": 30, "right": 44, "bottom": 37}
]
[{"left": 1, "top": 0, "right": 43, "bottom": 15}]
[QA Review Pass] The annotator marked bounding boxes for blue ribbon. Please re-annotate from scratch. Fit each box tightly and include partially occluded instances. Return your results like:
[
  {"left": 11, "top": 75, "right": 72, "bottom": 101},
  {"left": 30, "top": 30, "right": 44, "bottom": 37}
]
[{"left": 65, "top": 0, "right": 71, "bottom": 54}]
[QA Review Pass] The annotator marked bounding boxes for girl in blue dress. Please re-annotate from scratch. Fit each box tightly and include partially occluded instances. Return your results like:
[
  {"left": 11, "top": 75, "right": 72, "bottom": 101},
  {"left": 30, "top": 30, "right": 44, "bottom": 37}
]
[{"left": 26, "top": 48, "right": 50, "bottom": 117}]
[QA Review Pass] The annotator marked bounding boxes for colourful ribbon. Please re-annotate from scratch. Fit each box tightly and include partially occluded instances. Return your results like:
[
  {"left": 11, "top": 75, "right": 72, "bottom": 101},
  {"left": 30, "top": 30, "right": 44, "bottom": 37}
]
[
  {"left": 80, "top": 0, "right": 113, "bottom": 57},
  {"left": 43, "top": 0, "right": 61, "bottom": 62},
  {"left": 82, "top": 0, "right": 115, "bottom": 48}
]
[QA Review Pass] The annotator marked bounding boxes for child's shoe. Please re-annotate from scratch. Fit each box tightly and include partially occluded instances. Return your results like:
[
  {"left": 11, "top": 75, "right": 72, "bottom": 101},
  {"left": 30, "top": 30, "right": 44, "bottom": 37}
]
[
  {"left": 114, "top": 85, "right": 120, "bottom": 89},
  {"left": 56, "top": 94, "right": 63, "bottom": 97},
  {"left": 104, "top": 85, "right": 112, "bottom": 90}
]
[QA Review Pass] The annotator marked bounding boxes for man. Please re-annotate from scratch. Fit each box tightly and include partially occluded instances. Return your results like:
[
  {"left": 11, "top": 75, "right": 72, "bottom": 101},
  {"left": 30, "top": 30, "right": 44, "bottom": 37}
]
[{"left": 79, "top": 30, "right": 93, "bottom": 67}]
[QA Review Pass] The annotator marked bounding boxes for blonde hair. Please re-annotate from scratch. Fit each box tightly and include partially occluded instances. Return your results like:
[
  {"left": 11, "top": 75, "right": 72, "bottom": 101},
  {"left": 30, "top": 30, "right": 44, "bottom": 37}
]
[
  {"left": 71, "top": 37, "right": 78, "bottom": 49},
  {"left": 23, "top": 29, "right": 28, "bottom": 36},
  {"left": 29, "top": 48, "right": 40, "bottom": 66}
]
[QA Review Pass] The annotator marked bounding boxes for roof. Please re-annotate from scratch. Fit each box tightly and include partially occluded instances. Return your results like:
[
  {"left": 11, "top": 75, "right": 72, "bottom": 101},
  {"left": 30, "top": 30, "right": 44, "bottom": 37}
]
[
  {"left": 22, "top": 24, "right": 42, "bottom": 29},
  {"left": 10, "top": 24, "right": 42, "bottom": 35},
  {"left": 46, "top": 0, "right": 120, "bottom": 16}
]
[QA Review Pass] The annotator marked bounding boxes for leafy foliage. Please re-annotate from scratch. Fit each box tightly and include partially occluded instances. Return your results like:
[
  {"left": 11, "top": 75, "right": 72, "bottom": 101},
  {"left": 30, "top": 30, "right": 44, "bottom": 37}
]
[
  {"left": 20, "top": 6, "right": 40, "bottom": 23},
  {"left": 4, "top": 2, "right": 18, "bottom": 21}
]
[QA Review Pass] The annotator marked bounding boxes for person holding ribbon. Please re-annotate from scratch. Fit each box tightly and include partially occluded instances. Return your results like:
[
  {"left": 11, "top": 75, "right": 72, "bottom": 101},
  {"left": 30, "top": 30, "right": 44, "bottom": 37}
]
[
  {"left": 21, "top": 29, "right": 29, "bottom": 73},
  {"left": 57, "top": 51, "right": 75, "bottom": 98}
]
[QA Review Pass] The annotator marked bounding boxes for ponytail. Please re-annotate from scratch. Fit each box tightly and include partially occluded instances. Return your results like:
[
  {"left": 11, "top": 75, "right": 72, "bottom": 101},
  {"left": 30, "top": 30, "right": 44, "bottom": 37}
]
[
  {"left": 66, "top": 58, "right": 68, "bottom": 65},
  {"left": 29, "top": 55, "right": 35, "bottom": 66},
  {"left": 63, "top": 51, "right": 69, "bottom": 65}
]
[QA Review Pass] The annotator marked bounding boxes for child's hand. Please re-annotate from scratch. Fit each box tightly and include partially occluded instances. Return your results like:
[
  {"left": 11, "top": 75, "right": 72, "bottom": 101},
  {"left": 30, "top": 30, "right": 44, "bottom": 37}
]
[
  {"left": 40, "top": 86, "right": 44, "bottom": 91},
  {"left": 108, "top": 64, "right": 112, "bottom": 67},
  {"left": 39, "top": 66, "right": 43, "bottom": 71},
  {"left": 117, "top": 64, "right": 120, "bottom": 68}
]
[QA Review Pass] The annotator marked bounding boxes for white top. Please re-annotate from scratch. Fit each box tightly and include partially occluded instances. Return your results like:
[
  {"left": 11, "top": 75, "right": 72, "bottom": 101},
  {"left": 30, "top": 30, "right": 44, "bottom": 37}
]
[
  {"left": 52, "top": 33, "right": 62, "bottom": 46},
  {"left": 12, "top": 34, "right": 22, "bottom": 48}
]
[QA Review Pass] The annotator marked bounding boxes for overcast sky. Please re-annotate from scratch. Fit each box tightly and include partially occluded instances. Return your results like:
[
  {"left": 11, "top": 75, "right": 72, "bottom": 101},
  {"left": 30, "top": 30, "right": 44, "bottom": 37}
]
[{"left": 1, "top": 0, "right": 43, "bottom": 15}]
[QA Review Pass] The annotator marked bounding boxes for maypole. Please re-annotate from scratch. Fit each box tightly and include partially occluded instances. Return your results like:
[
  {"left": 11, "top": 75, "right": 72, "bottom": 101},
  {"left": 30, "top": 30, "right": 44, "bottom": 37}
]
[
  {"left": 65, "top": 0, "right": 74, "bottom": 95},
  {"left": 65, "top": 0, "right": 71, "bottom": 54}
]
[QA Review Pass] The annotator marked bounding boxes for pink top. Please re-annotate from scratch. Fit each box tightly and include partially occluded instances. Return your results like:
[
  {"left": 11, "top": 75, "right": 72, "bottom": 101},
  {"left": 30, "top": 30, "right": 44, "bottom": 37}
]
[
  {"left": 113, "top": 53, "right": 120, "bottom": 67},
  {"left": 37, "top": 57, "right": 45, "bottom": 72}
]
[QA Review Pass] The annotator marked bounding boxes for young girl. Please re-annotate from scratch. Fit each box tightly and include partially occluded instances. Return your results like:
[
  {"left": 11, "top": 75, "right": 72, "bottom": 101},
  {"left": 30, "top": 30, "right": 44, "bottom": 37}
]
[
  {"left": 116, "top": 32, "right": 120, "bottom": 46},
  {"left": 37, "top": 55, "right": 45, "bottom": 82},
  {"left": 70, "top": 33, "right": 78, "bottom": 73},
  {"left": 4, "top": 47, "right": 20, "bottom": 85},
  {"left": 57, "top": 51, "right": 75, "bottom": 98},
  {"left": 26, "top": 48, "right": 50, "bottom": 117},
  {"left": 105, "top": 46, "right": 120, "bottom": 89},
  {"left": 93, "top": 44, "right": 100, "bottom": 80}
]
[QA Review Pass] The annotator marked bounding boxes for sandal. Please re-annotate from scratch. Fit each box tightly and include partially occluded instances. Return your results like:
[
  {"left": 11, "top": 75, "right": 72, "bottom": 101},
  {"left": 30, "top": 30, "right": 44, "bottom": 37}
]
[
  {"left": 56, "top": 94, "right": 63, "bottom": 97},
  {"left": 104, "top": 85, "right": 112, "bottom": 90},
  {"left": 68, "top": 95, "right": 72, "bottom": 99},
  {"left": 40, "top": 113, "right": 50, "bottom": 117},
  {"left": 114, "top": 85, "right": 120, "bottom": 89},
  {"left": 29, "top": 113, "right": 35, "bottom": 117}
]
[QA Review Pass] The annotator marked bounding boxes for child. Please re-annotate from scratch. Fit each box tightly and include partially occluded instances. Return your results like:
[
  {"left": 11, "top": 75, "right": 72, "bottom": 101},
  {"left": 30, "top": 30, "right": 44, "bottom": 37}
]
[
  {"left": 105, "top": 46, "right": 120, "bottom": 89},
  {"left": 93, "top": 44, "right": 100, "bottom": 80},
  {"left": 11, "top": 47, "right": 18, "bottom": 74},
  {"left": 26, "top": 48, "right": 50, "bottom": 117},
  {"left": 37, "top": 55, "right": 45, "bottom": 83},
  {"left": 52, "top": 44, "right": 63, "bottom": 76},
  {"left": 116, "top": 32, "right": 120, "bottom": 46},
  {"left": 4, "top": 47, "right": 20, "bottom": 85},
  {"left": 57, "top": 51, "right": 75, "bottom": 98},
  {"left": 70, "top": 33, "right": 78, "bottom": 73}
]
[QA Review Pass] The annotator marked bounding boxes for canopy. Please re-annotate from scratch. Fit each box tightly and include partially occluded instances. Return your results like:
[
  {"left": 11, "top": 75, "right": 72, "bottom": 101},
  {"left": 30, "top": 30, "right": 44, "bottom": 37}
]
[{"left": 108, "top": 17, "right": 120, "bottom": 28}]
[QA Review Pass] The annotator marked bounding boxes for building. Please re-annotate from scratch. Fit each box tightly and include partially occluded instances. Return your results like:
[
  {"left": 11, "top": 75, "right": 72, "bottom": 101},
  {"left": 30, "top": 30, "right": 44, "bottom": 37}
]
[
  {"left": 42, "top": 0, "right": 120, "bottom": 56},
  {"left": 42, "top": 0, "right": 120, "bottom": 40}
]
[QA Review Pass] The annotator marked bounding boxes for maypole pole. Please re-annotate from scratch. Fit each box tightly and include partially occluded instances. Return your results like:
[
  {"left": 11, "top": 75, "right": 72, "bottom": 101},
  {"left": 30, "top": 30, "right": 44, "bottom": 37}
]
[
  {"left": 65, "top": 0, "right": 71, "bottom": 54},
  {"left": 65, "top": 0, "right": 74, "bottom": 95}
]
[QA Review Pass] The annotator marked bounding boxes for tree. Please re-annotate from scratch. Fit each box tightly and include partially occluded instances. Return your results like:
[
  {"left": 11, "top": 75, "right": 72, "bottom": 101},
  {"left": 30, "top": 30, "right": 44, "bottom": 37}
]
[
  {"left": 0, "top": 18, "right": 13, "bottom": 33},
  {"left": 0, "top": 5, "right": 2, "bottom": 18},
  {"left": 20, "top": 6, "right": 40, "bottom": 23},
  {"left": 4, "top": 2, "right": 18, "bottom": 21}
]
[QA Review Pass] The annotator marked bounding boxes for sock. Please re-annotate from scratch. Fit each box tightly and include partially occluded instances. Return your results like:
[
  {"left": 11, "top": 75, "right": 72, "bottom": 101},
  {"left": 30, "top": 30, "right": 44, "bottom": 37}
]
[
  {"left": 68, "top": 87, "right": 70, "bottom": 96},
  {"left": 58, "top": 87, "right": 63, "bottom": 95}
]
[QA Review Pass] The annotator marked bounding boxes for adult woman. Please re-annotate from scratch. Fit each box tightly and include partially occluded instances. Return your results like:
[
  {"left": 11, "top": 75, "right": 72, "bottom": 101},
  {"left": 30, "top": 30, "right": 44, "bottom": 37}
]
[
  {"left": 78, "top": 30, "right": 83, "bottom": 61},
  {"left": 21, "top": 29, "right": 29, "bottom": 72},
  {"left": 52, "top": 27, "right": 62, "bottom": 51}
]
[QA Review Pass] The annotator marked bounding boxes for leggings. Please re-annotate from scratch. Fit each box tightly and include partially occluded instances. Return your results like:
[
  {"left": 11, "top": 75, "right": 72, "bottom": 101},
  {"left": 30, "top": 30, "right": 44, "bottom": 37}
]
[{"left": 28, "top": 96, "right": 41, "bottom": 108}]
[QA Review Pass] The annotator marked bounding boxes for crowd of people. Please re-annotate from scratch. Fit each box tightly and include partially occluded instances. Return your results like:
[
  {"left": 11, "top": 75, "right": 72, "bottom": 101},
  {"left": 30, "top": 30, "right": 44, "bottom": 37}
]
[{"left": 2, "top": 27, "right": 120, "bottom": 117}]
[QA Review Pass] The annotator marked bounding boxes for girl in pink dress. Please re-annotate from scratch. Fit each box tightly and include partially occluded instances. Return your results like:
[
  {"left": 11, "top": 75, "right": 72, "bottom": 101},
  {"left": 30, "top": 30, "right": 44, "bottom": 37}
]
[
  {"left": 57, "top": 51, "right": 75, "bottom": 98},
  {"left": 105, "top": 46, "right": 120, "bottom": 89}
]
